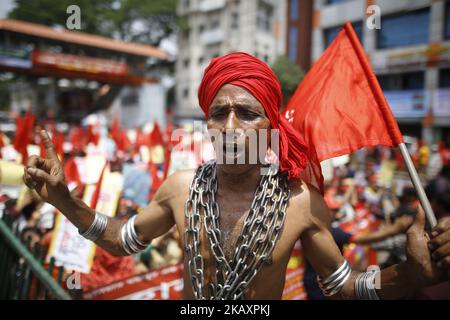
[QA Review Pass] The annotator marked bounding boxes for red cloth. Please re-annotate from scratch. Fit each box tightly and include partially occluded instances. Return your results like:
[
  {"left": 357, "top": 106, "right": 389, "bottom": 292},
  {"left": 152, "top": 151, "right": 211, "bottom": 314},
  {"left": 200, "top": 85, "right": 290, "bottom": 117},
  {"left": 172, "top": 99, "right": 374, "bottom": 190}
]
[
  {"left": 283, "top": 22, "right": 404, "bottom": 192},
  {"left": 198, "top": 52, "right": 309, "bottom": 180},
  {"left": 80, "top": 246, "right": 135, "bottom": 292}
]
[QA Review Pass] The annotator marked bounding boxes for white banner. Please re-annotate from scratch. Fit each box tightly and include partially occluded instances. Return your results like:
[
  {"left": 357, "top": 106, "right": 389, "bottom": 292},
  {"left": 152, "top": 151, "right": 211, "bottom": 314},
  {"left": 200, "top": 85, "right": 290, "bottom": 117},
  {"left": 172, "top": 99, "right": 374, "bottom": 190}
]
[
  {"left": 47, "top": 164, "right": 123, "bottom": 274},
  {"left": 434, "top": 88, "right": 450, "bottom": 117},
  {"left": 384, "top": 90, "right": 429, "bottom": 118},
  {"left": 46, "top": 212, "right": 96, "bottom": 274}
]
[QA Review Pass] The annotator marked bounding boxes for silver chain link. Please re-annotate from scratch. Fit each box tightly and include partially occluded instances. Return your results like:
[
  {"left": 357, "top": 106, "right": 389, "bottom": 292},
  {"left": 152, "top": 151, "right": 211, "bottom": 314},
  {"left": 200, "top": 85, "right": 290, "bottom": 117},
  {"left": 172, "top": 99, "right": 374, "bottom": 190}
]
[{"left": 184, "top": 160, "right": 291, "bottom": 300}]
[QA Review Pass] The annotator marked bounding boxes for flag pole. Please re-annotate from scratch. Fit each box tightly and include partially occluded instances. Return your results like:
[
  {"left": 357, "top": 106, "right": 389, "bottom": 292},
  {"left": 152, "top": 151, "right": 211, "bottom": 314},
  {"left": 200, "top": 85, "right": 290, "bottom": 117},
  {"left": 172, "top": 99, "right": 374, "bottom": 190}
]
[
  {"left": 398, "top": 143, "right": 437, "bottom": 228},
  {"left": 344, "top": 21, "right": 438, "bottom": 229}
]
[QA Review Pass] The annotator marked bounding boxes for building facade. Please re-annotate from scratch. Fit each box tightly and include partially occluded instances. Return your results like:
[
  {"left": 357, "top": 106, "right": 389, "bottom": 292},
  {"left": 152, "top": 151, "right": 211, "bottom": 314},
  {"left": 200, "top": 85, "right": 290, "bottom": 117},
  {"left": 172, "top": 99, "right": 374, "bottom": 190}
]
[
  {"left": 0, "top": 19, "right": 168, "bottom": 129},
  {"left": 288, "top": 0, "right": 450, "bottom": 147},
  {"left": 175, "top": 0, "right": 287, "bottom": 121}
]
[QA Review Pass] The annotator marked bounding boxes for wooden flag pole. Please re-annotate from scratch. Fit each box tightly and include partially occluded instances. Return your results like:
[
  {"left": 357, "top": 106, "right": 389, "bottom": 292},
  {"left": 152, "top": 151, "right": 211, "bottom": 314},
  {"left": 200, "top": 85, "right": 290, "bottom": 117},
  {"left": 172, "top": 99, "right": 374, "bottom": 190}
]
[{"left": 398, "top": 143, "right": 437, "bottom": 228}]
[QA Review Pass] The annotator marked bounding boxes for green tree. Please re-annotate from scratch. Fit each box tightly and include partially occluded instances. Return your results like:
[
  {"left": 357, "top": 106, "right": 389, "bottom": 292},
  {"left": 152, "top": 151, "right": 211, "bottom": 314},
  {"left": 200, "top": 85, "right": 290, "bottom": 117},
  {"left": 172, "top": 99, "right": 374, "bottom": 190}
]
[
  {"left": 8, "top": 0, "right": 178, "bottom": 45},
  {"left": 271, "top": 55, "right": 305, "bottom": 108}
]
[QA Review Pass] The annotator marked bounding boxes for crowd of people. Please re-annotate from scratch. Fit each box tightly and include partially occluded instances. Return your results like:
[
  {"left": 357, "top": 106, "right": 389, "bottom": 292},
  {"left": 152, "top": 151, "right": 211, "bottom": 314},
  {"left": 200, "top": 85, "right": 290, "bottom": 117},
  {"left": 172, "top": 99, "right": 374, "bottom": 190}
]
[{"left": 0, "top": 111, "right": 449, "bottom": 298}]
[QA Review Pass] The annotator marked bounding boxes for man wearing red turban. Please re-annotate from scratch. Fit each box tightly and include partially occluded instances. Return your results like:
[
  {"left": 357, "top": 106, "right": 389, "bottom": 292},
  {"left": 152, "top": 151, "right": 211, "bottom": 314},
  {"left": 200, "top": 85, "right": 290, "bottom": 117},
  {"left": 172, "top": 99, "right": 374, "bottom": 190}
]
[{"left": 25, "top": 52, "right": 450, "bottom": 301}]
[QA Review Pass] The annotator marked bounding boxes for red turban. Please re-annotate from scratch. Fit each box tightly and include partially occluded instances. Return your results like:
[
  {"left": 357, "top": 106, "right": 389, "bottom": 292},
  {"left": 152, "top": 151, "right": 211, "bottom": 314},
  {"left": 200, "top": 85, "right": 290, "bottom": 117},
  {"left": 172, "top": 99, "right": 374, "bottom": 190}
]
[{"left": 198, "top": 52, "right": 309, "bottom": 180}]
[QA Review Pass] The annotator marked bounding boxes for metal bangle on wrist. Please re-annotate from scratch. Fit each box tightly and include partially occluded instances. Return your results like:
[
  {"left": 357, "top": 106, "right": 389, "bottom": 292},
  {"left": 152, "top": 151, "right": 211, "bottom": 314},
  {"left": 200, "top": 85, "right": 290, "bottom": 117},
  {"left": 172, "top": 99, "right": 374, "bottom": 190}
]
[
  {"left": 79, "top": 211, "right": 108, "bottom": 242},
  {"left": 317, "top": 259, "right": 352, "bottom": 296},
  {"left": 120, "top": 214, "right": 149, "bottom": 255},
  {"left": 354, "top": 269, "right": 380, "bottom": 300}
]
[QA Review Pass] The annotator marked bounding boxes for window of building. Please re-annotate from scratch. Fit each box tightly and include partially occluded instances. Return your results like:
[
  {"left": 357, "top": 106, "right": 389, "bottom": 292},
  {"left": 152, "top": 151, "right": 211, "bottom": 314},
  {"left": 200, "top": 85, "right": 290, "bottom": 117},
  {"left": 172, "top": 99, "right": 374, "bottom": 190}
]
[
  {"left": 121, "top": 89, "right": 139, "bottom": 106},
  {"left": 377, "top": 72, "right": 425, "bottom": 91},
  {"left": 288, "top": 26, "right": 298, "bottom": 63},
  {"left": 183, "top": 59, "right": 190, "bottom": 68},
  {"left": 326, "top": 0, "right": 352, "bottom": 5},
  {"left": 182, "top": 28, "right": 190, "bottom": 40},
  {"left": 231, "top": 12, "right": 239, "bottom": 29},
  {"left": 211, "top": 19, "right": 220, "bottom": 29},
  {"left": 199, "top": 24, "right": 205, "bottom": 34},
  {"left": 324, "top": 21, "right": 362, "bottom": 48},
  {"left": 377, "top": 9, "right": 430, "bottom": 49},
  {"left": 445, "top": 1, "right": 450, "bottom": 39},
  {"left": 183, "top": 88, "right": 189, "bottom": 98},
  {"left": 440, "top": 68, "right": 450, "bottom": 88},
  {"left": 257, "top": 0, "right": 273, "bottom": 33},
  {"left": 198, "top": 56, "right": 204, "bottom": 65},
  {"left": 290, "top": 0, "right": 298, "bottom": 21}
]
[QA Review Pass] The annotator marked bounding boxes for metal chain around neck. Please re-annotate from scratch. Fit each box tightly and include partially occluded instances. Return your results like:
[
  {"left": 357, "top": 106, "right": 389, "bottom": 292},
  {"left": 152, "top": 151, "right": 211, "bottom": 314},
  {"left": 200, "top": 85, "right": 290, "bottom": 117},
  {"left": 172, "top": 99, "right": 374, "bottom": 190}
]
[{"left": 184, "top": 160, "right": 291, "bottom": 300}]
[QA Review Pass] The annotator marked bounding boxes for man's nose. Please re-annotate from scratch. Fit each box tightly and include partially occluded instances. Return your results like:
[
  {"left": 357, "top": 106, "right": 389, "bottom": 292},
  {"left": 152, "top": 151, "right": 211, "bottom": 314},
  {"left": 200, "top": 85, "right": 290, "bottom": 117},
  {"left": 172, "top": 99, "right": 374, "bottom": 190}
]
[{"left": 225, "top": 110, "right": 239, "bottom": 130}]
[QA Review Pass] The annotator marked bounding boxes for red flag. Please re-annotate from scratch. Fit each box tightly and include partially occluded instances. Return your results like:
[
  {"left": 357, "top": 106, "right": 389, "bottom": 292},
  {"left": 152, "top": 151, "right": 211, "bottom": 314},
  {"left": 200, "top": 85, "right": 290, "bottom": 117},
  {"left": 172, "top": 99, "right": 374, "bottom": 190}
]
[
  {"left": 148, "top": 159, "right": 163, "bottom": 201},
  {"left": 64, "top": 157, "right": 83, "bottom": 192},
  {"left": 148, "top": 122, "right": 164, "bottom": 148},
  {"left": 110, "top": 114, "right": 130, "bottom": 152},
  {"left": 283, "top": 22, "right": 404, "bottom": 192},
  {"left": 111, "top": 114, "right": 122, "bottom": 149},
  {"left": 70, "top": 126, "right": 86, "bottom": 154},
  {"left": 134, "top": 127, "right": 144, "bottom": 156},
  {"left": 13, "top": 111, "right": 35, "bottom": 164},
  {"left": 90, "top": 161, "right": 107, "bottom": 209},
  {"left": 87, "top": 125, "right": 100, "bottom": 146},
  {"left": 52, "top": 129, "right": 65, "bottom": 161}
]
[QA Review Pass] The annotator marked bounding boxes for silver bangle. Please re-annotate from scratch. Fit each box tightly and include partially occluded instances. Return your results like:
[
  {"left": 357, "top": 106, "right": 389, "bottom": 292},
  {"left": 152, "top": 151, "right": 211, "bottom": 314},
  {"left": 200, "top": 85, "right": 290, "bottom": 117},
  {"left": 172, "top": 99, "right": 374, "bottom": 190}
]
[
  {"left": 355, "top": 270, "right": 380, "bottom": 300},
  {"left": 79, "top": 211, "right": 108, "bottom": 242},
  {"left": 120, "top": 215, "right": 149, "bottom": 255},
  {"left": 317, "top": 260, "right": 352, "bottom": 296}
]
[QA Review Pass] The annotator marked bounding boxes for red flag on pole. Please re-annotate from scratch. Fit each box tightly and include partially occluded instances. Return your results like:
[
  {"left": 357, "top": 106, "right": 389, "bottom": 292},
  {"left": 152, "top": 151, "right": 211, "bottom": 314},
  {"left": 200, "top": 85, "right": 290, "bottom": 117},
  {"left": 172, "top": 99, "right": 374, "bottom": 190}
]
[
  {"left": 13, "top": 111, "right": 35, "bottom": 164},
  {"left": 90, "top": 161, "right": 107, "bottom": 209},
  {"left": 64, "top": 157, "right": 83, "bottom": 192},
  {"left": 283, "top": 22, "right": 404, "bottom": 192},
  {"left": 148, "top": 122, "right": 164, "bottom": 148}
]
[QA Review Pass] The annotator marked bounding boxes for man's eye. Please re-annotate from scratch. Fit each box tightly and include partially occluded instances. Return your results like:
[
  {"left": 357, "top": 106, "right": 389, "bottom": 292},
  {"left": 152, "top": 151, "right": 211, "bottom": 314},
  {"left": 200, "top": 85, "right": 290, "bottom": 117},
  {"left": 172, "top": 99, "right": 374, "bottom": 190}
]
[
  {"left": 209, "top": 111, "right": 227, "bottom": 120},
  {"left": 238, "top": 111, "right": 259, "bottom": 119}
]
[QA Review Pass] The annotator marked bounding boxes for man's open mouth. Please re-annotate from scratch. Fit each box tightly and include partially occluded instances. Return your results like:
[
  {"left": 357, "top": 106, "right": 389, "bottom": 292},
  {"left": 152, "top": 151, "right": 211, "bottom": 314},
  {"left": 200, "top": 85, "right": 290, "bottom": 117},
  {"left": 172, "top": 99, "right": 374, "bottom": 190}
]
[{"left": 222, "top": 142, "right": 245, "bottom": 161}]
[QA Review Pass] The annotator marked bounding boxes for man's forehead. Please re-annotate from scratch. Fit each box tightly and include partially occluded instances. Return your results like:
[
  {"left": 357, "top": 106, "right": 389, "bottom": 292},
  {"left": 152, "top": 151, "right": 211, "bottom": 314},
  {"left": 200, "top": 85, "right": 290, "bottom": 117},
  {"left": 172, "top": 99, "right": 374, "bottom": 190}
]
[{"left": 211, "top": 85, "right": 264, "bottom": 110}]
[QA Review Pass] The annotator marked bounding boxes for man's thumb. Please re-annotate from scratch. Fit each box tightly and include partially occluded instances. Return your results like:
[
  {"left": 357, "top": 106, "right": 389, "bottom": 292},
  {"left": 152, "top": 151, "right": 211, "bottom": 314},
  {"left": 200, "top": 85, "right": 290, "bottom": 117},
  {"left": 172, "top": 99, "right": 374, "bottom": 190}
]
[{"left": 408, "top": 205, "right": 426, "bottom": 234}]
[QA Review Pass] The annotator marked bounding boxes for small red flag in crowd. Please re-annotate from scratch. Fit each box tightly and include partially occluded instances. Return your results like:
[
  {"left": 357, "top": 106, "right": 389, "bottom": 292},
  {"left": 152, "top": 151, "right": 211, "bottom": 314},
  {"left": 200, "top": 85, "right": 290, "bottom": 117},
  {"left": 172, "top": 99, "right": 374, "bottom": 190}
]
[
  {"left": 64, "top": 157, "right": 83, "bottom": 192},
  {"left": 146, "top": 122, "right": 164, "bottom": 148},
  {"left": 90, "top": 161, "right": 107, "bottom": 209},
  {"left": 13, "top": 111, "right": 35, "bottom": 164}
]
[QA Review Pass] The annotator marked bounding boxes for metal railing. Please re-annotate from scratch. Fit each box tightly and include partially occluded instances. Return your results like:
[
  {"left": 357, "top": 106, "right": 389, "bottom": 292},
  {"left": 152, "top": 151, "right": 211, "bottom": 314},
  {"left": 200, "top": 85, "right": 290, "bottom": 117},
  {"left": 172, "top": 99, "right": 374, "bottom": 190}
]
[{"left": 0, "top": 214, "right": 72, "bottom": 300}]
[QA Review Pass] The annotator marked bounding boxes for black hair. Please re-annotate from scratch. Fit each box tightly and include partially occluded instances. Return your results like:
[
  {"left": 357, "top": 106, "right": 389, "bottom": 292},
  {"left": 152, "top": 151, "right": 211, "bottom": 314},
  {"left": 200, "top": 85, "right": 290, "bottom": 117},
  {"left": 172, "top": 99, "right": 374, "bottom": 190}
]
[
  {"left": 21, "top": 202, "right": 38, "bottom": 220},
  {"left": 20, "top": 226, "right": 43, "bottom": 242}
]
